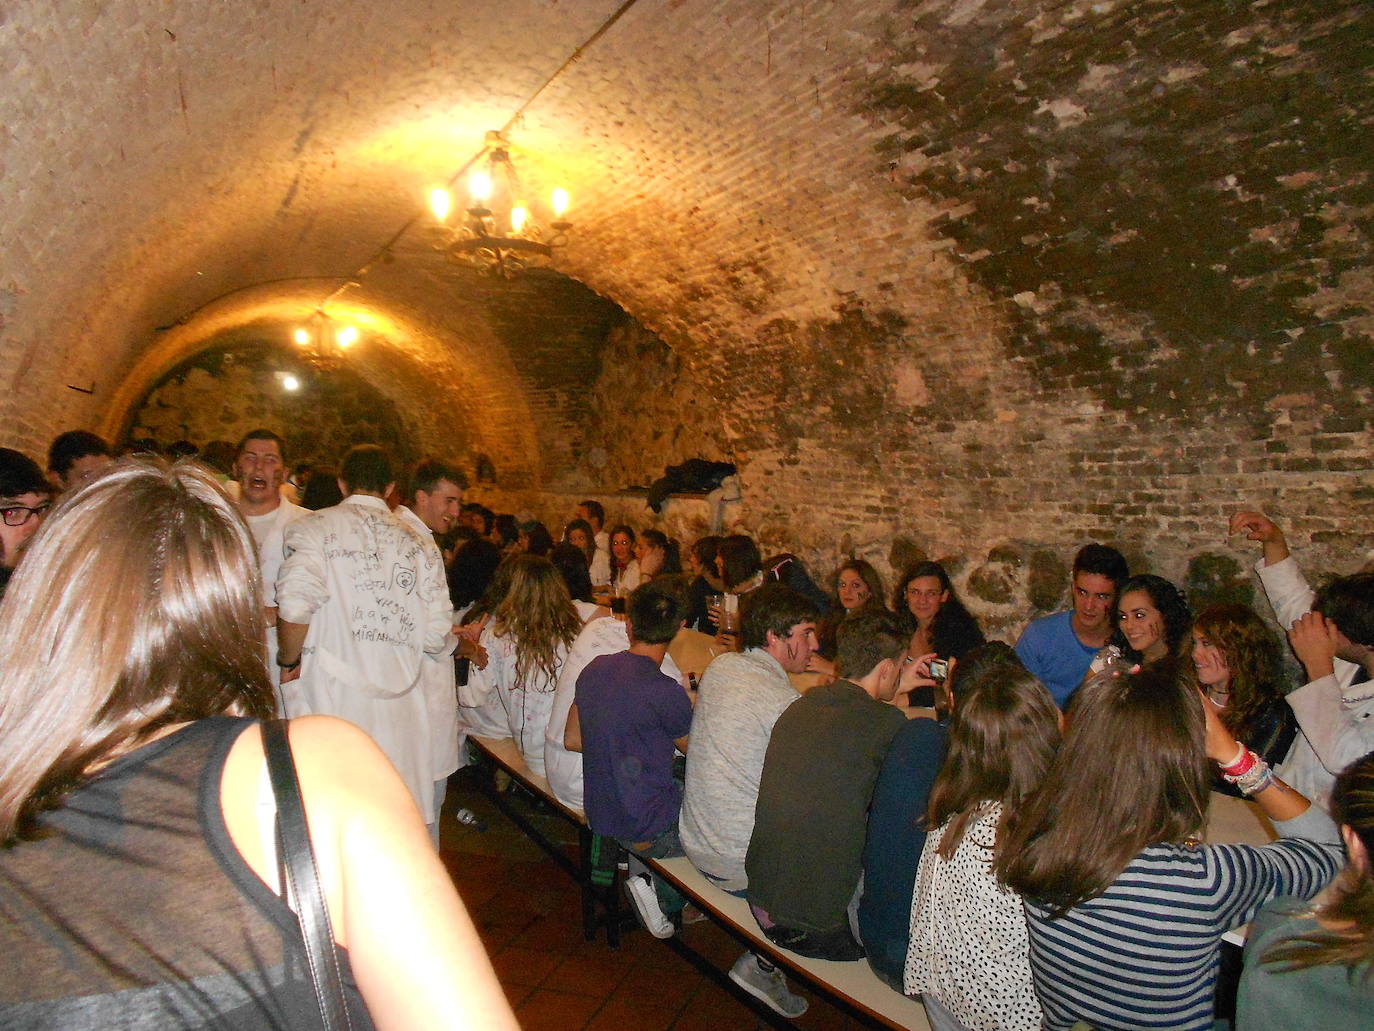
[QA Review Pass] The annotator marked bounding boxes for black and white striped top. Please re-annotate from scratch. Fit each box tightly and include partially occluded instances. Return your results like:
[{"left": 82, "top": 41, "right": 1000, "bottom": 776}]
[{"left": 1025, "top": 837, "right": 1341, "bottom": 1031}]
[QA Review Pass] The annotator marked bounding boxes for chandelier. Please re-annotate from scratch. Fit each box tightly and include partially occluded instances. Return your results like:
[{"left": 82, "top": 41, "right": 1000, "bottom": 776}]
[
  {"left": 289, "top": 310, "right": 360, "bottom": 371},
  {"left": 429, "top": 130, "right": 572, "bottom": 277}
]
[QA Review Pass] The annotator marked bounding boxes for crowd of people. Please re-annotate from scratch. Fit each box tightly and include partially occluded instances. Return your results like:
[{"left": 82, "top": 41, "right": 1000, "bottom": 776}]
[{"left": 2, "top": 425, "right": 1373, "bottom": 1029}]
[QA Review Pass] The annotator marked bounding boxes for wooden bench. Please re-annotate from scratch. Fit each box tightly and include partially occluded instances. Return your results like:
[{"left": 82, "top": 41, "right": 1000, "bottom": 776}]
[
  {"left": 465, "top": 733, "right": 933, "bottom": 1028},
  {"left": 466, "top": 735, "right": 630, "bottom": 946},
  {"left": 642, "top": 855, "right": 931, "bottom": 1030}
]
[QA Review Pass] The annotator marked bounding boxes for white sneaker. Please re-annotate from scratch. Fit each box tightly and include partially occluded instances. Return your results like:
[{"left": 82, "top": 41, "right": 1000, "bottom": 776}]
[
  {"left": 623, "top": 874, "right": 675, "bottom": 939},
  {"left": 729, "top": 952, "right": 809, "bottom": 1018}
]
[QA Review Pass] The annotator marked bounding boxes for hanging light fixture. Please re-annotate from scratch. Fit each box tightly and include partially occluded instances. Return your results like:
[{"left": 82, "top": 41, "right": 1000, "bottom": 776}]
[
  {"left": 289, "top": 310, "right": 361, "bottom": 370},
  {"left": 429, "top": 130, "right": 572, "bottom": 277}
]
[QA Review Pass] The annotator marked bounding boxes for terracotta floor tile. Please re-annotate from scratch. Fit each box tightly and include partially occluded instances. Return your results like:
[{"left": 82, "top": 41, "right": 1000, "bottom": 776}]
[
  {"left": 681, "top": 979, "right": 759, "bottom": 1021},
  {"left": 490, "top": 944, "right": 567, "bottom": 987},
  {"left": 514, "top": 988, "right": 604, "bottom": 1031},
  {"left": 670, "top": 1004, "right": 765, "bottom": 1031},
  {"left": 512, "top": 912, "right": 591, "bottom": 950},
  {"left": 542, "top": 949, "right": 635, "bottom": 998},
  {"left": 609, "top": 962, "right": 702, "bottom": 1011},
  {"left": 584, "top": 998, "right": 683, "bottom": 1031}
]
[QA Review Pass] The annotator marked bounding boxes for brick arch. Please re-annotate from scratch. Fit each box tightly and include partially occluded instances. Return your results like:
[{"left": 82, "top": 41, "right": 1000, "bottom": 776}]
[
  {"left": 3, "top": 0, "right": 1371, "bottom": 587},
  {"left": 101, "top": 281, "right": 545, "bottom": 488}
]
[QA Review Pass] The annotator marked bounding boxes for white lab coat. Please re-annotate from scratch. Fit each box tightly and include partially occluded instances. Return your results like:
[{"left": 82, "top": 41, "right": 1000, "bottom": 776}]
[
  {"left": 276, "top": 495, "right": 452, "bottom": 817},
  {"left": 395, "top": 504, "right": 461, "bottom": 784}
]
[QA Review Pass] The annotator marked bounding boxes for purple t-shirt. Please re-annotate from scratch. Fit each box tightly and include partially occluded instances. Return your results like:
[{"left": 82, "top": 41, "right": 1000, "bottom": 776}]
[{"left": 575, "top": 650, "right": 693, "bottom": 842}]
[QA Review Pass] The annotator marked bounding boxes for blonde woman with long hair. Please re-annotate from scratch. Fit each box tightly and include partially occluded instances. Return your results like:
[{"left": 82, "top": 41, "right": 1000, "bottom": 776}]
[
  {"left": 0, "top": 459, "right": 516, "bottom": 1030},
  {"left": 465, "top": 554, "right": 583, "bottom": 775}
]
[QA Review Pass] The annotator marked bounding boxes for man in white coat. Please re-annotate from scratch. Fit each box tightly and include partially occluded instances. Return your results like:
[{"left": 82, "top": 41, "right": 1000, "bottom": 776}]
[
  {"left": 396, "top": 458, "right": 466, "bottom": 842},
  {"left": 276, "top": 444, "right": 452, "bottom": 831},
  {"left": 231, "top": 429, "right": 306, "bottom": 706}
]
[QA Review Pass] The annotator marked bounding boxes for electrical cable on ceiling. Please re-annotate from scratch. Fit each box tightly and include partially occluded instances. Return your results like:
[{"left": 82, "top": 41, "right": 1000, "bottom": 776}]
[{"left": 324, "top": 0, "right": 645, "bottom": 307}]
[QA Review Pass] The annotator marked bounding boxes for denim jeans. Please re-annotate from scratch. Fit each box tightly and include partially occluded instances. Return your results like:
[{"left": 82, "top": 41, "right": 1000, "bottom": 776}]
[{"left": 618, "top": 820, "right": 687, "bottom": 915}]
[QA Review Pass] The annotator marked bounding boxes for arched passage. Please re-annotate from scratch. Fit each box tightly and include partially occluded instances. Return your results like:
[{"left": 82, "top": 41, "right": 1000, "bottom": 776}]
[{"left": 2, "top": 0, "right": 1370, "bottom": 594}]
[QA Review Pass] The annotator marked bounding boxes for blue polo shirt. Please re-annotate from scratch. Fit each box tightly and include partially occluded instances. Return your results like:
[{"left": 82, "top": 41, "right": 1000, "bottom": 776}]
[{"left": 1014, "top": 610, "right": 1099, "bottom": 708}]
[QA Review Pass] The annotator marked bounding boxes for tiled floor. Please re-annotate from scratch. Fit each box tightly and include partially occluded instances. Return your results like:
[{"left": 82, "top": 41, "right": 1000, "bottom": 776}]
[{"left": 439, "top": 770, "right": 878, "bottom": 1030}]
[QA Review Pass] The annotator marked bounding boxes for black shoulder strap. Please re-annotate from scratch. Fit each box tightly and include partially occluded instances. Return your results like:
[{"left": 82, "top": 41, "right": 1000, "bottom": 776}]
[{"left": 262, "top": 718, "right": 354, "bottom": 1031}]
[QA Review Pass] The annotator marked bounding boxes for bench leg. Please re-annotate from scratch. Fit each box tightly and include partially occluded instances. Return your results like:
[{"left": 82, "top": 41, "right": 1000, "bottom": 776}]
[{"left": 579, "top": 826, "right": 597, "bottom": 942}]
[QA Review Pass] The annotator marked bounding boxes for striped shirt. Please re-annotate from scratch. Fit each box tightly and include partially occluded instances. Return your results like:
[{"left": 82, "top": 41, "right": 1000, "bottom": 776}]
[{"left": 1025, "top": 837, "right": 1341, "bottom": 1031}]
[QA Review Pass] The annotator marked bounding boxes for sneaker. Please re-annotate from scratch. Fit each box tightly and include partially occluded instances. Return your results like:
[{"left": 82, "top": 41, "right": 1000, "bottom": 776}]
[
  {"left": 729, "top": 952, "right": 809, "bottom": 1018},
  {"left": 623, "top": 874, "right": 675, "bottom": 939}
]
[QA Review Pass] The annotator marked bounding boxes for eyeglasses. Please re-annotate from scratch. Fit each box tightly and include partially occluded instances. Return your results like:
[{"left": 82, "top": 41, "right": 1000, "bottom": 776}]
[{"left": 1, "top": 502, "right": 50, "bottom": 527}]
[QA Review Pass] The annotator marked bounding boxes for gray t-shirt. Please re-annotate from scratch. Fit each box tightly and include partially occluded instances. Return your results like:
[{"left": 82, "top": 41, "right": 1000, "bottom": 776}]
[{"left": 679, "top": 648, "right": 799, "bottom": 890}]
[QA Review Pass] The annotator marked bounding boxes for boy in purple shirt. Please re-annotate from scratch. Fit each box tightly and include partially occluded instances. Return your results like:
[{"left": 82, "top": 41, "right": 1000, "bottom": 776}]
[{"left": 565, "top": 578, "right": 692, "bottom": 937}]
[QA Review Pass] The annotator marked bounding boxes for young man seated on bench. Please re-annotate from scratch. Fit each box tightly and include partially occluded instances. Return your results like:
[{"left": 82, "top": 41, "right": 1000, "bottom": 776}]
[
  {"left": 746, "top": 611, "right": 918, "bottom": 961},
  {"left": 564, "top": 578, "right": 694, "bottom": 938}
]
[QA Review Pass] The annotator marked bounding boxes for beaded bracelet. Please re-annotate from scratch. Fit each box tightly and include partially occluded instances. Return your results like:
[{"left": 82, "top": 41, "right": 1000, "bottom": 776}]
[{"left": 1221, "top": 748, "right": 1273, "bottom": 796}]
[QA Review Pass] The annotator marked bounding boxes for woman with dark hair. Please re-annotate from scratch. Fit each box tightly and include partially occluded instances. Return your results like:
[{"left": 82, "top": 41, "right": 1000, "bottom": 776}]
[
  {"left": 716, "top": 534, "right": 762, "bottom": 593},
  {"left": 895, "top": 562, "right": 985, "bottom": 662},
  {"left": 895, "top": 562, "right": 985, "bottom": 705},
  {"left": 493, "top": 512, "right": 519, "bottom": 553},
  {"left": 683, "top": 535, "right": 725, "bottom": 632},
  {"left": 1238, "top": 750, "right": 1374, "bottom": 1027},
  {"left": 299, "top": 464, "right": 344, "bottom": 510},
  {"left": 461, "top": 554, "right": 583, "bottom": 775},
  {"left": 810, "top": 560, "right": 889, "bottom": 680},
  {"left": 836, "top": 559, "right": 886, "bottom": 615},
  {"left": 0, "top": 460, "right": 516, "bottom": 1028},
  {"left": 998, "top": 663, "right": 1342, "bottom": 1031},
  {"left": 608, "top": 523, "right": 640, "bottom": 594},
  {"left": 519, "top": 519, "right": 553, "bottom": 557},
  {"left": 905, "top": 659, "right": 1061, "bottom": 1031},
  {"left": 1111, "top": 572, "right": 1192, "bottom": 665},
  {"left": 635, "top": 528, "right": 681, "bottom": 582},
  {"left": 562, "top": 517, "right": 595, "bottom": 565},
  {"left": 1192, "top": 603, "right": 1297, "bottom": 797},
  {"left": 549, "top": 541, "right": 609, "bottom": 618}
]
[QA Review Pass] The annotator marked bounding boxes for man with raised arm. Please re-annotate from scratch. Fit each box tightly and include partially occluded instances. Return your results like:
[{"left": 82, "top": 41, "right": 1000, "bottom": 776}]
[
  {"left": 1231, "top": 510, "right": 1374, "bottom": 808},
  {"left": 1014, "top": 543, "right": 1129, "bottom": 708},
  {"left": 275, "top": 444, "right": 452, "bottom": 823},
  {"left": 231, "top": 429, "right": 306, "bottom": 701}
]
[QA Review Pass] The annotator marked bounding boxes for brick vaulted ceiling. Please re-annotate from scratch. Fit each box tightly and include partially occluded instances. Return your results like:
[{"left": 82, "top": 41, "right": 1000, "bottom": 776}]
[{"left": 3, "top": 1, "right": 1371, "bottom": 572}]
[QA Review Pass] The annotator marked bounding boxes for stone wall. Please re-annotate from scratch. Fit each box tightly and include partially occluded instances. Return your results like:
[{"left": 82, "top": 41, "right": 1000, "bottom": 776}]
[
  {"left": 3, "top": 0, "right": 1371, "bottom": 646},
  {"left": 129, "top": 345, "right": 418, "bottom": 469}
]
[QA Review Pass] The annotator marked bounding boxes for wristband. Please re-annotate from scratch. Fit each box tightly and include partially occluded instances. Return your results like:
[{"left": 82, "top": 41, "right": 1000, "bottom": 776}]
[
  {"left": 1220, "top": 747, "right": 1257, "bottom": 779},
  {"left": 277, "top": 655, "right": 301, "bottom": 671},
  {"left": 1218, "top": 742, "right": 1246, "bottom": 771}
]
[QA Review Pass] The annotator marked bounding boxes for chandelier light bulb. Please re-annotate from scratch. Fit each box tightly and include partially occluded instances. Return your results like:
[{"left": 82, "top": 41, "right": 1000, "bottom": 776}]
[
  {"left": 281, "top": 374, "right": 301, "bottom": 392},
  {"left": 336, "top": 325, "right": 359, "bottom": 348},
  {"left": 429, "top": 187, "right": 452, "bottom": 222},
  {"left": 469, "top": 169, "right": 492, "bottom": 203},
  {"left": 510, "top": 204, "right": 529, "bottom": 234},
  {"left": 551, "top": 187, "right": 570, "bottom": 218},
  {"left": 292, "top": 327, "right": 310, "bottom": 346}
]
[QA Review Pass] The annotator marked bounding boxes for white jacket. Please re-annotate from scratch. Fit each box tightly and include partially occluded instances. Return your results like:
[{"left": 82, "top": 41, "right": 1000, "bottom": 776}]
[
  {"left": 242, "top": 498, "right": 307, "bottom": 698},
  {"left": 276, "top": 496, "right": 452, "bottom": 817},
  {"left": 395, "top": 504, "right": 461, "bottom": 786},
  {"left": 1260, "top": 556, "right": 1374, "bottom": 809}
]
